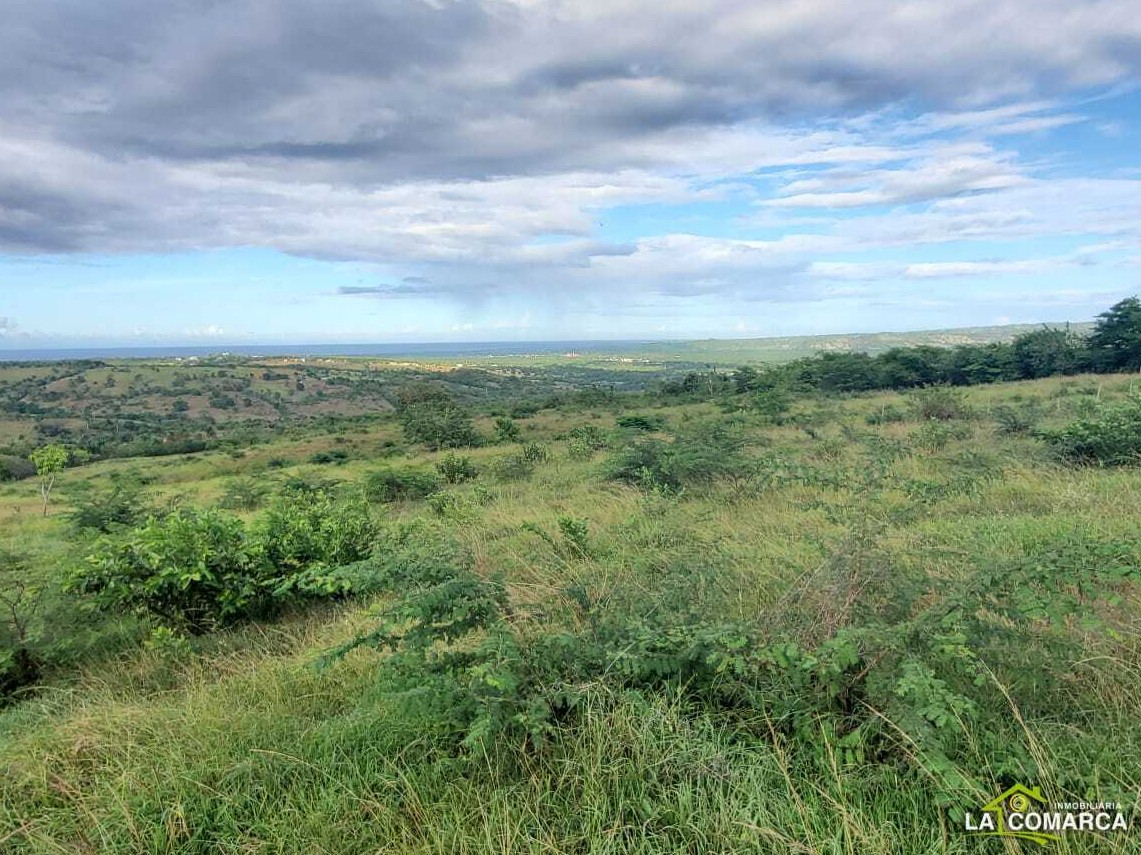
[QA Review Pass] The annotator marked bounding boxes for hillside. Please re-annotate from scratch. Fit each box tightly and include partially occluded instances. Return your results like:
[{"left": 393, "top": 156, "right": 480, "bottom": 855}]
[{"left": 1, "top": 367, "right": 1138, "bottom": 853}]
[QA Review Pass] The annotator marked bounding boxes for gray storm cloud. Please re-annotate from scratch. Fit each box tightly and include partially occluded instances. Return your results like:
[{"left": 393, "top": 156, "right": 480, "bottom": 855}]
[{"left": 1, "top": 0, "right": 1140, "bottom": 304}]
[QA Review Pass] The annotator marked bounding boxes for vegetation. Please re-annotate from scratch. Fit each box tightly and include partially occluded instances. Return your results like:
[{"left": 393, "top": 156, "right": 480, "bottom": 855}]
[{"left": 3, "top": 299, "right": 1141, "bottom": 852}]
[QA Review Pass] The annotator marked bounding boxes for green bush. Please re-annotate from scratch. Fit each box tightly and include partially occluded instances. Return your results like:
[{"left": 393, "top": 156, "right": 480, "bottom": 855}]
[
  {"left": 308, "top": 449, "right": 349, "bottom": 465},
  {"left": 565, "top": 424, "right": 611, "bottom": 460},
  {"left": 1038, "top": 395, "right": 1141, "bottom": 465},
  {"left": 0, "top": 455, "right": 35, "bottom": 482},
  {"left": 494, "top": 417, "right": 521, "bottom": 443},
  {"left": 865, "top": 404, "right": 906, "bottom": 425},
  {"left": 519, "top": 441, "right": 550, "bottom": 464},
  {"left": 396, "top": 384, "right": 481, "bottom": 450},
  {"left": 493, "top": 453, "right": 536, "bottom": 482},
  {"left": 751, "top": 388, "right": 791, "bottom": 423},
  {"left": 362, "top": 468, "right": 441, "bottom": 502},
  {"left": 606, "top": 429, "right": 747, "bottom": 493},
  {"left": 910, "top": 421, "right": 972, "bottom": 452},
  {"left": 0, "top": 551, "right": 42, "bottom": 701},
  {"left": 255, "top": 491, "right": 377, "bottom": 576},
  {"left": 992, "top": 400, "right": 1043, "bottom": 435},
  {"left": 436, "top": 453, "right": 479, "bottom": 484},
  {"left": 909, "top": 387, "right": 971, "bottom": 421},
  {"left": 218, "top": 477, "right": 270, "bottom": 511},
  {"left": 70, "top": 509, "right": 272, "bottom": 635},
  {"left": 615, "top": 413, "right": 665, "bottom": 431},
  {"left": 68, "top": 478, "right": 154, "bottom": 534}
]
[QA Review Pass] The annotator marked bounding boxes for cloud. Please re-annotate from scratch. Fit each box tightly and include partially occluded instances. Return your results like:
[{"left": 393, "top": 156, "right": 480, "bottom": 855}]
[
  {"left": 2, "top": 1, "right": 1140, "bottom": 246},
  {"left": 768, "top": 144, "right": 1026, "bottom": 209},
  {"left": 903, "top": 259, "right": 1080, "bottom": 278},
  {"left": 2, "top": 0, "right": 1141, "bottom": 336}
]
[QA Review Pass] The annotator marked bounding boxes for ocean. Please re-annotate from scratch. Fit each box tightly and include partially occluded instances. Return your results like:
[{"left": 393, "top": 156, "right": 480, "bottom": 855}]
[{"left": 0, "top": 341, "right": 659, "bottom": 363}]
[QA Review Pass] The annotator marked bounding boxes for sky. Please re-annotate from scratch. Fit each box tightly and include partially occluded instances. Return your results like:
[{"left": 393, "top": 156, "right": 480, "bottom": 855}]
[{"left": 2, "top": 0, "right": 1141, "bottom": 347}]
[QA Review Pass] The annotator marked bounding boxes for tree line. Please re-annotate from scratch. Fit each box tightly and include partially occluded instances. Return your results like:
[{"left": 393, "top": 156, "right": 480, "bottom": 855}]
[{"left": 660, "top": 296, "right": 1141, "bottom": 399}]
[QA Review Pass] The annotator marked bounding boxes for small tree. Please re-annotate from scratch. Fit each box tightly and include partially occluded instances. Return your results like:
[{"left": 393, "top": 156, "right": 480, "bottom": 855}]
[{"left": 30, "top": 444, "right": 68, "bottom": 517}]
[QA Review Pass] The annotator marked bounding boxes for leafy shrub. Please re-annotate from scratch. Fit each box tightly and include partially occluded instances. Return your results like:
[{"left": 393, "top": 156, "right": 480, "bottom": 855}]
[
  {"left": 425, "top": 490, "right": 479, "bottom": 522},
  {"left": 1038, "top": 395, "right": 1141, "bottom": 465},
  {"left": 0, "top": 455, "right": 35, "bottom": 482},
  {"left": 68, "top": 478, "right": 153, "bottom": 534},
  {"left": 494, "top": 417, "right": 521, "bottom": 443},
  {"left": 606, "top": 429, "right": 747, "bottom": 493},
  {"left": 567, "top": 424, "right": 608, "bottom": 450},
  {"left": 70, "top": 509, "right": 271, "bottom": 635},
  {"left": 751, "top": 388, "right": 791, "bottom": 423},
  {"left": 396, "top": 384, "right": 481, "bottom": 450},
  {"left": 436, "top": 453, "right": 479, "bottom": 484},
  {"left": 992, "top": 400, "right": 1043, "bottom": 435},
  {"left": 616, "top": 413, "right": 665, "bottom": 431},
  {"left": 1, "top": 551, "right": 43, "bottom": 701},
  {"left": 909, "top": 387, "right": 971, "bottom": 421},
  {"left": 278, "top": 474, "right": 341, "bottom": 498},
  {"left": 308, "top": 449, "right": 349, "bottom": 465},
  {"left": 910, "top": 421, "right": 973, "bottom": 452},
  {"left": 256, "top": 491, "right": 377, "bottom": 576},
  {"left": 331, "top": 522, "right": 1138, "bottom": 801},
  {"left": 519, "top": 441, "right": 550, "bottom": 464},
  {"left": 493, "top": 453, "right": 536, "bottom": 482},
  {"left": 362, "top": 468, "right": 440, "bottom": 502},
  {"left": 218, "top": 477, "right": 270, "bottom": 511},
  {"left": 865, "top": 404, "right": 906, "bottom": 425}
]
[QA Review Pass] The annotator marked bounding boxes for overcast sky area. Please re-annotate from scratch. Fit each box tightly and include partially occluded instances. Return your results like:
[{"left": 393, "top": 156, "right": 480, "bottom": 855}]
[{"left": 2, "top": 0, "right": 1141, "bottom": 346}]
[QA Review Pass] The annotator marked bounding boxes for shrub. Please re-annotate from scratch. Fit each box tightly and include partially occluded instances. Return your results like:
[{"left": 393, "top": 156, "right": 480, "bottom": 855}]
[
  {"left": 362, "top": 468, "right": 441, "bottom": 502},
  {"left": 68, "top": 478, "right": 154, "bottom": 534},
  {"left": 567, "top": 424, "right": 608, "bottom": 450},
  {"left": 751, "top": 388, "right": 791, "bottom": 423},
  {"left": 606, "top": 428, "right": 747, "bottom": 493},
  {"left": 909, "top": 386, "right": 970, "bottom": 421},
  {"left": 616, "top": 413, "right": 665, "bottom": 431},
  {"left": 519, "top": 441, "right": 550, "bottom": 464},
  {"left": 1, "top": 550, "right": 43, "bottom": 701},
  {"left": 493, "top": 453, "right": 536, "bottom": 482},
  {"left": 1038, "top": 395, "right": 1141, "bottom": 465},
  {"left": 70, "top": 509, "right": 271, "bottom": 634},
  {"left": 865, "top": 404, "right": 906, "bottom": 425},
  {"left": 992, "top": 401, "right": 1043, "bottom": 435},
  {"left": 494, "top": 417, "right": 521, "bottom": 443},
  {"left": 0, "top": 455, "right": 35, "bottom": 482},
  {"left": 436, "top": 453, "right": 479, "bottom": 484},
  {"left": 911, "top": 421, "right": 972, "bottom": 452},
  {"left": 218, "top": 477, "right": 270, "bottom": 511},
  {"left": 256, "top": 491, "right": 377, "bottom": 575},
  {"left": 396, "top": 384, "right": 481, "bottom": 449},
  {"left": 308, "top": 449, "right": 349, "bottom": 465}
]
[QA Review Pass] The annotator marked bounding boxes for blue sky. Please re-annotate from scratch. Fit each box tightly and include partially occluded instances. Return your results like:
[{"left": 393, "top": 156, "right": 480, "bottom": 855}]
[{"left": 2, "top": 1, "right": 1141, "bottom": 347}]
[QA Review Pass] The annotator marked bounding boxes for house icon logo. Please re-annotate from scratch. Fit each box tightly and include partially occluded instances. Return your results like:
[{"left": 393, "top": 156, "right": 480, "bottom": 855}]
[
  {"left": 965, "top": 784, "right": 1059, "bottom": 846},
  {"left": 964, "top": 783, "right": 1130, "bottom": 845}
]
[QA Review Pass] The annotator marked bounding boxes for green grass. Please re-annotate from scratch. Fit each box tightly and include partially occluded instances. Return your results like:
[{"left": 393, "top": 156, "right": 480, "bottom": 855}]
[{"left": 2, "top": 372, "right": 1140, "bottom": 853}]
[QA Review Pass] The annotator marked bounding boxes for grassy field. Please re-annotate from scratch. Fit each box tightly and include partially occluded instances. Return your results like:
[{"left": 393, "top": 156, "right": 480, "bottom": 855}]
[{"left": 1, "top": 368, "right": 1139, "bottom": 853}]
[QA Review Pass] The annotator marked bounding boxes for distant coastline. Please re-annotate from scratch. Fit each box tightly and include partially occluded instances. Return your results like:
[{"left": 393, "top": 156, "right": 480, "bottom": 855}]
[{"left": 0, "top": 341, "right": 659, "bottom": 363}]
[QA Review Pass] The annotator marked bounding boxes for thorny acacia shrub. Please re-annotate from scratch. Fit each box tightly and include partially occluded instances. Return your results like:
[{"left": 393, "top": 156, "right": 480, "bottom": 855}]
[
  {"left": 331, "top": 522, "right": 1137, "bottom": 806},
  {"left": 605, "top": 426, "right": 748, "bottom": 492}
]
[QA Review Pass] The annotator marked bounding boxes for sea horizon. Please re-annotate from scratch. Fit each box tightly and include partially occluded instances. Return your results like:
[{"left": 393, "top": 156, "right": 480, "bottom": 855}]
[{"left": 0, "top": 340, "right": 670, "bottom": 363}]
